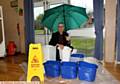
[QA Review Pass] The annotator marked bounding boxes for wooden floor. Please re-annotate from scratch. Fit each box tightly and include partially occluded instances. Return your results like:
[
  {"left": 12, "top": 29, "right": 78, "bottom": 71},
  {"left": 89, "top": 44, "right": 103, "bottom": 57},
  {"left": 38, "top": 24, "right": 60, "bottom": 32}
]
[
  {"left": 0, "top": 54, "right": 120, "bottom": 82},
  {"left": 104, "top": 63, "right": 120, "bottom": 81},
  {"left": 0, "top": 54, "right": 26, "bottom": 81}
]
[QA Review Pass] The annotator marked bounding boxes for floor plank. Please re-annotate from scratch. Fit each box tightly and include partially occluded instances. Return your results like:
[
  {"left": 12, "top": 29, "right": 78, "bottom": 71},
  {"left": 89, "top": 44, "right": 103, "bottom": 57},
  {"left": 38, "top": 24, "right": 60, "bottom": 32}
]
[{"left": 104, "top": 63, "right": 120, "bottom": 81}]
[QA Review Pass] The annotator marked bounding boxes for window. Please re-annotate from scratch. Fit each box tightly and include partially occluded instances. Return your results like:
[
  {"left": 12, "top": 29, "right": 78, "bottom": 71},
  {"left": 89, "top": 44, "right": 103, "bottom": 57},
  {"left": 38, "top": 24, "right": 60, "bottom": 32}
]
[{"left": 34, "top": 6, "right": 44, "bottom": 35}]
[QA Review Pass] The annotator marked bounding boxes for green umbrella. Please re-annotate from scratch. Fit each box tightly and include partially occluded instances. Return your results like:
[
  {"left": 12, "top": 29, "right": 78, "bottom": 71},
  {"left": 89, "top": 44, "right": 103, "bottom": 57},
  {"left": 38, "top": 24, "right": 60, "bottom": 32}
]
[{"left": 41, "top": 4, "right": 88, "bottom": 32}]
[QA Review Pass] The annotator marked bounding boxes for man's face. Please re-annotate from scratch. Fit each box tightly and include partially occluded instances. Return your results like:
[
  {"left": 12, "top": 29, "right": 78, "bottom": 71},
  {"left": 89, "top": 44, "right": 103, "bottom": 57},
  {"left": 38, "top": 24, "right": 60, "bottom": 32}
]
[{"left": 58, "top": 24, "right": 64, "bottom": 33}]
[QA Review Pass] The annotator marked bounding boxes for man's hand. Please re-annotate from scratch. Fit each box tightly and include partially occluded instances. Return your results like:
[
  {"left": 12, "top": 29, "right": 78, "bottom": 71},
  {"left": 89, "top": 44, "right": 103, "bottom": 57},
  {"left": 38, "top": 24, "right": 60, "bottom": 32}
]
[
  {"left": 59, "top": 44, "right": 64, "bottom": 49},
  {"left": 66, "top": 36, "right": 70, "bottom": 41},
  {"left": 56, "top": 44, "right": 64, "bottom": 49},
  {"left": 56, "top": 44, "right": 59, "bottom": 46}
]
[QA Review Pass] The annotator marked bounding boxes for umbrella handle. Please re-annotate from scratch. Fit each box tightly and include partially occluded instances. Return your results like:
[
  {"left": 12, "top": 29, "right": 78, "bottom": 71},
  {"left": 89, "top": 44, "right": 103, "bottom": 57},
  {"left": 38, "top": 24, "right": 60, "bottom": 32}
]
[{"left": 63, "top": 5, "right": 66, "bottom": 29}]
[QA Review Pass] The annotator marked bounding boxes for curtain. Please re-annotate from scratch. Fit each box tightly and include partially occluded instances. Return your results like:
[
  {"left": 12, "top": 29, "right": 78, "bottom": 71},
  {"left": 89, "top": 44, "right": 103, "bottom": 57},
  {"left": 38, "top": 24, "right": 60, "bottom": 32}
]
[
  {"left": 116, "top": 0, "right": 120, "bottom": 62},
  {"left": 93, "top": 0, "right": 104, "bottom": 60},
  {"left": 24, "top": 0, "right": 35, "bottom": 55}
]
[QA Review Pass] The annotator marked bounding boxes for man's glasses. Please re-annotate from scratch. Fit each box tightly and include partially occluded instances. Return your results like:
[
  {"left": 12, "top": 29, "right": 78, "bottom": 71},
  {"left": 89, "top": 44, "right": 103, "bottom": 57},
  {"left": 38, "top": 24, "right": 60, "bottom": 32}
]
[{"left": 58, "top": 25, "right": 64, "bottom": 28}]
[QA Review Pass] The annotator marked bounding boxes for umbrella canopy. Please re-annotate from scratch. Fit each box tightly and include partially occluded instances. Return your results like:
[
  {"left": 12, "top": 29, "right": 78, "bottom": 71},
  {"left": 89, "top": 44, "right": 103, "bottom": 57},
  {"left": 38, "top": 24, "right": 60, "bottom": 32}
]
[{"left": 41, "top": 4, "right": 88, "bottom": 32}]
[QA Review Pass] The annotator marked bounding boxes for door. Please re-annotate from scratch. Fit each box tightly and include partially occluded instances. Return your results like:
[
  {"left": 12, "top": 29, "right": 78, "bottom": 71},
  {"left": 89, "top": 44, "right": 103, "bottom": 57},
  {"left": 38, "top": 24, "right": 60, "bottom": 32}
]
[{"left": 0, "top": 6, "right": 6, "bottom": 57}]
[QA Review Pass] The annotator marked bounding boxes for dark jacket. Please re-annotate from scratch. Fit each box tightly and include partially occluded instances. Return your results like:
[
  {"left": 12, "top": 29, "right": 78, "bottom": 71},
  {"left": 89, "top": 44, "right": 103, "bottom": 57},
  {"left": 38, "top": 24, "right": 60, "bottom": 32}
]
[{"left": 49, "top": 32, "right": 71, "bottom": 46}]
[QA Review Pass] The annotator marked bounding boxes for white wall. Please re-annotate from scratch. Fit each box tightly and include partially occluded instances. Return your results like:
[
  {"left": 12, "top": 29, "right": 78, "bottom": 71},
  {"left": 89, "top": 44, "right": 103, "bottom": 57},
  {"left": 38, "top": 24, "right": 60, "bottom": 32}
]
[{"left": 0, "top": 0, "right": 25, "bottom": 53}]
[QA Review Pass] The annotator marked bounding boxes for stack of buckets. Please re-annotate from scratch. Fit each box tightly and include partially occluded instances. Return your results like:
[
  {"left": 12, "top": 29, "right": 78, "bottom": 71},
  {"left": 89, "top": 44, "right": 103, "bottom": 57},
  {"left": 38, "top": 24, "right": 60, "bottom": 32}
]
[{"left": 44, "top": 53, "right": 98, "bottom": 82}]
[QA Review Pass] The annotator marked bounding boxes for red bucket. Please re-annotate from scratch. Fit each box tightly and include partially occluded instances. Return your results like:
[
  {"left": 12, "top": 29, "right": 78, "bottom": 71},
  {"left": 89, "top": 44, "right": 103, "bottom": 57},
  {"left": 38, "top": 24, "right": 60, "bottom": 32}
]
[{"left": 7, "top": 41, "right": 16, "bottom": 55}]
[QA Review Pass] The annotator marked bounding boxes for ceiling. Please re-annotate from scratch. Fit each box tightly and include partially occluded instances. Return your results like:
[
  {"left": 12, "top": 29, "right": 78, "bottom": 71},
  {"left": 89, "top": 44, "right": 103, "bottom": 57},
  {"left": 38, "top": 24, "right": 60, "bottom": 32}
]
[{"left": 33, "top": 0, "right": 70, "bottom": 7}]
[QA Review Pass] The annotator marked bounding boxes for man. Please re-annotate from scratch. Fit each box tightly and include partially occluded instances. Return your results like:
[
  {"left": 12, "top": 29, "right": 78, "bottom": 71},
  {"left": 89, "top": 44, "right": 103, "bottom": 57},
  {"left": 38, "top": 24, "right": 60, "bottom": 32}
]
[{"left": 49, "top": 23, "right": 73, "bottom": 61}]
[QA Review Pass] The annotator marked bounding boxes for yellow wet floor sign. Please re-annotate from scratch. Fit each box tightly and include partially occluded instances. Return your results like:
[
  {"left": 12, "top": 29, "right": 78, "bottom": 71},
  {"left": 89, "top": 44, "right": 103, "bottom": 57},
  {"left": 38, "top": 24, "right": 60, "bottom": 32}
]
[{"left": 27, "top": 43, "right": 44, "bottom": 83}]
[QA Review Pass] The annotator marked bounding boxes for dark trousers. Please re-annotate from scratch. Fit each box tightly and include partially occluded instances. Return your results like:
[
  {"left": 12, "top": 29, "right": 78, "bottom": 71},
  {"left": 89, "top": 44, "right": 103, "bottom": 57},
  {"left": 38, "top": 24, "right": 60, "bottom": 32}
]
[{"left": 56, "top": 47, "right": 61, "bottom": 61}]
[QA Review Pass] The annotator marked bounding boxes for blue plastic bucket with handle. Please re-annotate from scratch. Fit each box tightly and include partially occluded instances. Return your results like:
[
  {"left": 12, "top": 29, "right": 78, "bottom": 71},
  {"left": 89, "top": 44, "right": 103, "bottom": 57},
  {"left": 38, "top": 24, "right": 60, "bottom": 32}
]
[
  {"left": 44, "top": 61, "right": 61, "bottom": 77},
  {"left": 78, "top": 61, "right": 98, "bottom": 82},
  {"left": 61, "top": 62, "right": 77, "bottom": 79},
  {"left": 70, "top": 53, "right": 85, "bottom": 62}
]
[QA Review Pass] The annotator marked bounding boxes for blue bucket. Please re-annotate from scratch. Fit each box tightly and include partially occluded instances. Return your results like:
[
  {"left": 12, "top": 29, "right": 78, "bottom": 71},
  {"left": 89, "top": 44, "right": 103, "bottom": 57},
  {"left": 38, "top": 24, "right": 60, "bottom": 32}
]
[
  {"left": 78, "top": 61, "right": 98, "bottom": 82},
  {"left": 71, "top": 53, "right": 84, "bottom": 58},
  {"left": 70, "top": 53, "right": 85, "bottom": 62},
  {"left": 44, "top": 61, "right": 60, "bottom": 77},
  {"left": 61, "top": 62, "right": 77, "bottom": 79}
]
